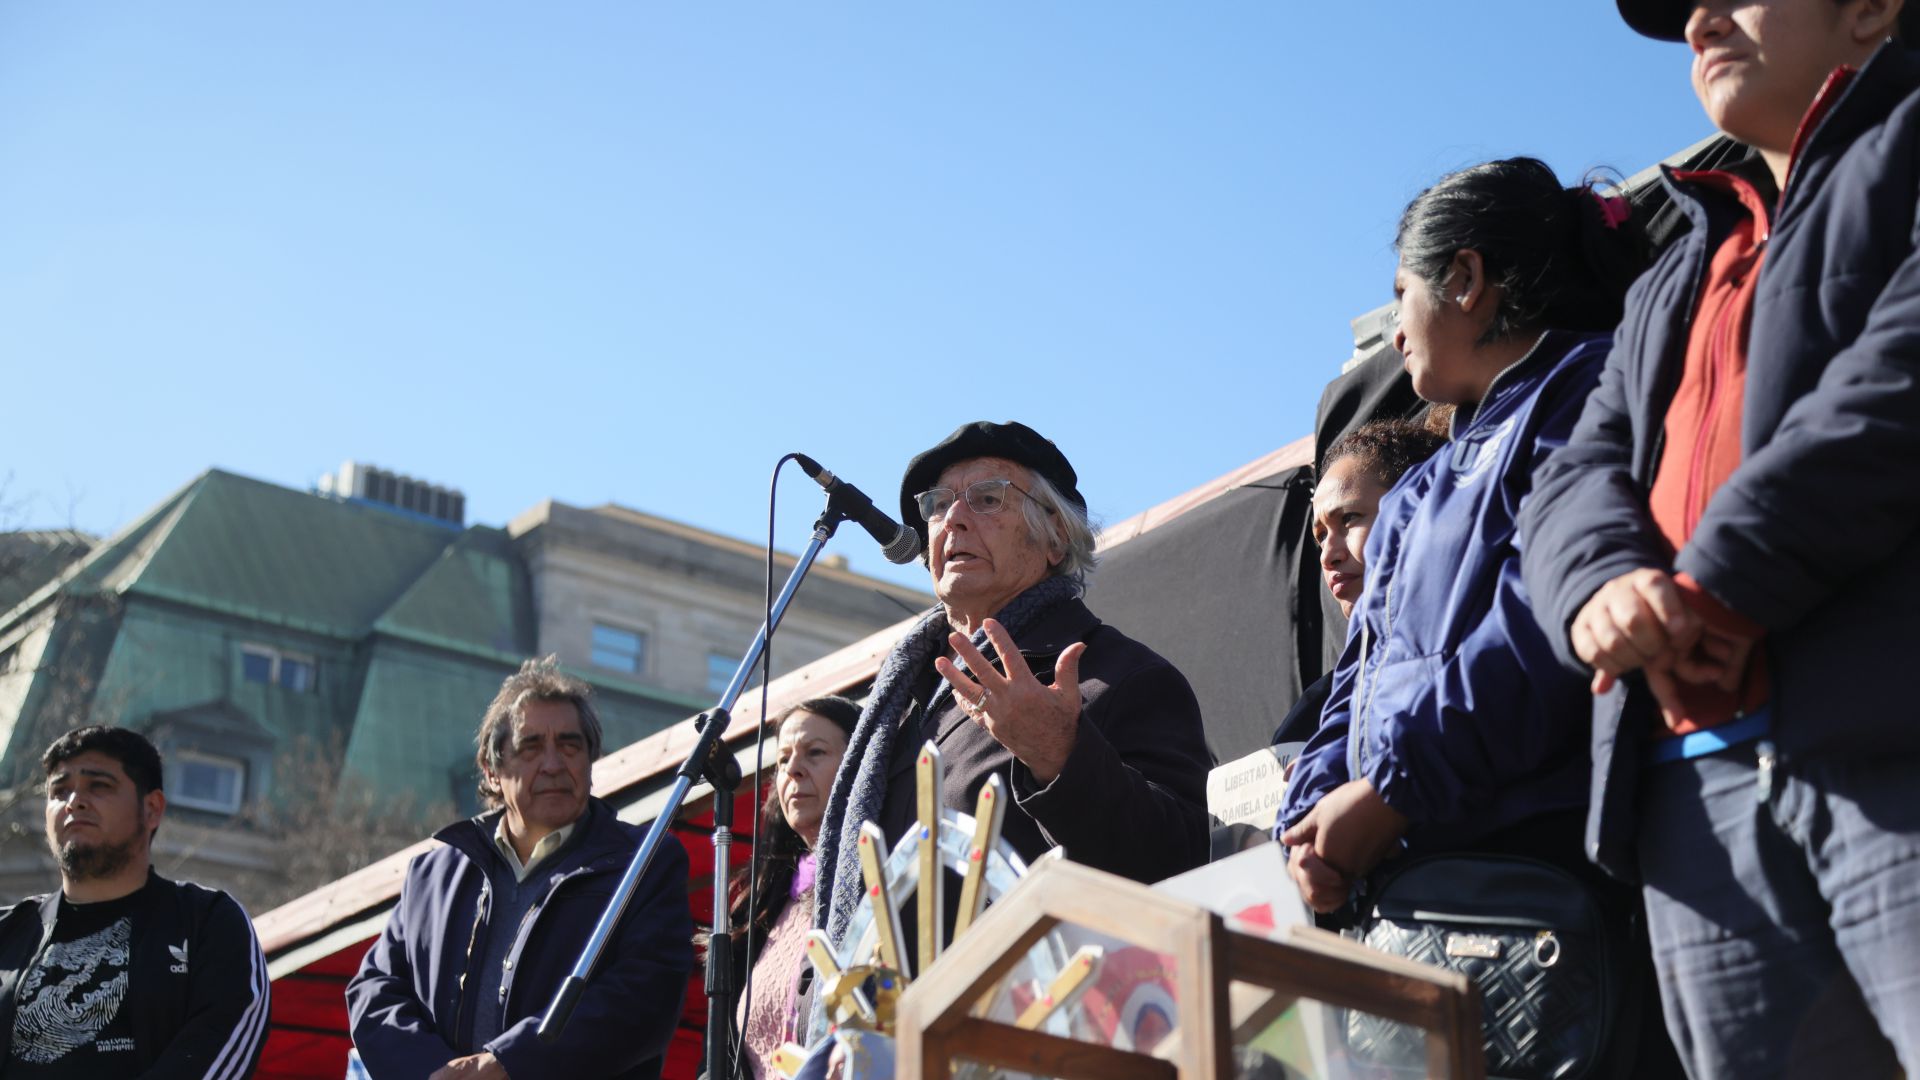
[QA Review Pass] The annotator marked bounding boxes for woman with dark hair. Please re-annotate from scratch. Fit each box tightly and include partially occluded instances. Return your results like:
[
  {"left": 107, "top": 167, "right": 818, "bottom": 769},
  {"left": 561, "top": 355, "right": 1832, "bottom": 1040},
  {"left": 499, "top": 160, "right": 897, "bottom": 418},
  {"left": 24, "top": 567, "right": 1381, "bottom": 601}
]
[
  {"left": 724, "top": 694, "right": 860, "bottom": 1079},
  {"left": 1277, "top": 158, "right": 1677, "bottom": 1077},
  {"left": 1270, "top": 418, "right": 1448, "bottom": 748}
]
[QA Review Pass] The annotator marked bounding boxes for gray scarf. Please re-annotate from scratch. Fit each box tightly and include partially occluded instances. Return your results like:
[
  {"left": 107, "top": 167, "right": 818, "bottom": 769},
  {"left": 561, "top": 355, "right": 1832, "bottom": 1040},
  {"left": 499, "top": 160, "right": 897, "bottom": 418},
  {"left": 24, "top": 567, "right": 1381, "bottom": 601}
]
[{"left": 813, "top": 575, "right": 1081, "bottom": 949}]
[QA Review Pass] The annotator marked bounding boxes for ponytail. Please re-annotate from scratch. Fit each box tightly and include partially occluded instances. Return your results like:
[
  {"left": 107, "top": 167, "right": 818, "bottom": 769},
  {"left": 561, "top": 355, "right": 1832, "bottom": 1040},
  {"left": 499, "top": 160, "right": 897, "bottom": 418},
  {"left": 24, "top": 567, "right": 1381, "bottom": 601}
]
[{"left": 1396, "top": 157, "right": 1649, "bottom": 343}]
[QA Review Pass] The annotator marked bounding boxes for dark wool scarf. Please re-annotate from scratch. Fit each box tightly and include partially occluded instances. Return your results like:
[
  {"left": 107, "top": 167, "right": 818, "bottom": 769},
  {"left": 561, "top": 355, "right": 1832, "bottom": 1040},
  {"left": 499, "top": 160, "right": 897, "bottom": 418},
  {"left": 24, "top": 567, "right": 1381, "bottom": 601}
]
[{"left": 813, "top": 575, "right": 1081, "bottom": 949}]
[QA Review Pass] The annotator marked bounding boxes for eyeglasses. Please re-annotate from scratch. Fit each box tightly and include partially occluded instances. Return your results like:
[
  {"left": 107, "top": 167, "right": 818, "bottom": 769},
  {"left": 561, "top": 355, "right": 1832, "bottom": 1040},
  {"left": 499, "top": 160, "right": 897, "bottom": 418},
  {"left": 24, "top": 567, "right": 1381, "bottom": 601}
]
[{"left": 914, "top": 478, "right": 1054, "bottom": 523}]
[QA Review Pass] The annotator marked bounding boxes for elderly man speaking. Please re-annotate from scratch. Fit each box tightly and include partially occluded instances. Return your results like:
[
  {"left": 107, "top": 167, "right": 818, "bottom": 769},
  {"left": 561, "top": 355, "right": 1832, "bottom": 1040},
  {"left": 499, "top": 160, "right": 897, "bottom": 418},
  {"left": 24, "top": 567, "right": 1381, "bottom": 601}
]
[{"left": 815, "top": 420, "right": 1213, "bottom": 956}]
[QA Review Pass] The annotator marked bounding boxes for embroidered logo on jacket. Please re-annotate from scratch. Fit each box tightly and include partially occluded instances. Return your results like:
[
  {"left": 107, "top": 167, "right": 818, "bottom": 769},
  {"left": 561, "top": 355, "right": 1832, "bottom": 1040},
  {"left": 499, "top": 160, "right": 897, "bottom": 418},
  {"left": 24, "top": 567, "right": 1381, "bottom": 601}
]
[
  {"left": 1448, "top": 416, "right": 1516, "bottom": 486},
  {"left": 169, "top": 939, "right": 189, "bottom": 974}
]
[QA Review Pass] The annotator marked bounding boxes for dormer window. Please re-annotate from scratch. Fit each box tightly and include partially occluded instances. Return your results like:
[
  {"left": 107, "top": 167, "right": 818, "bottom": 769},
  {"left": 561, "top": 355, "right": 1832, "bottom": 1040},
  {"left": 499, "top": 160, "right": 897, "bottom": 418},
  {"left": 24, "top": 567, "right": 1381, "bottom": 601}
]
[
  {"left": 239, "top": 644, "right": 316, "bottom": 693},
  {"left": 170, "top": 749, "right": 246, "bottom": 814}
]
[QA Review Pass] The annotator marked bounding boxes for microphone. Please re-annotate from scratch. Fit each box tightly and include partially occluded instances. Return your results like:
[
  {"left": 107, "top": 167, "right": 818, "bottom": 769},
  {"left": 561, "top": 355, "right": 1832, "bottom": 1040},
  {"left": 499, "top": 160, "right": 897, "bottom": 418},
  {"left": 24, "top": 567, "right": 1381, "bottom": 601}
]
[{"left": 792, "top": 455, "right": 922, "bottom": 565}]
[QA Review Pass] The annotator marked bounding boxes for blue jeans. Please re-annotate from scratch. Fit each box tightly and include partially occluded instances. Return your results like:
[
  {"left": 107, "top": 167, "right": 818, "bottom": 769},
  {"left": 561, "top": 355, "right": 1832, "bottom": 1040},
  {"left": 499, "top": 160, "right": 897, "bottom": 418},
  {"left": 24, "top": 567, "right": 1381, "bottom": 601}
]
[{"left": 1637, "top": 743, "right": 1920, "bottom": 1078}]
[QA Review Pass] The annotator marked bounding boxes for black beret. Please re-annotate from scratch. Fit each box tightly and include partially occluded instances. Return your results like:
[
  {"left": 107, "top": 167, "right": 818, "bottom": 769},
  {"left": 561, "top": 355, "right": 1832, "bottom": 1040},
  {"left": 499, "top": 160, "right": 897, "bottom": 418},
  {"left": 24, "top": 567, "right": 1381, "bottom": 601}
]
[
  {"left": 898, "top": 420, "right": 1085, "bottom": 547},
  {"left": 1619, "top": 0, "right": 1920, "bottom": 41}
]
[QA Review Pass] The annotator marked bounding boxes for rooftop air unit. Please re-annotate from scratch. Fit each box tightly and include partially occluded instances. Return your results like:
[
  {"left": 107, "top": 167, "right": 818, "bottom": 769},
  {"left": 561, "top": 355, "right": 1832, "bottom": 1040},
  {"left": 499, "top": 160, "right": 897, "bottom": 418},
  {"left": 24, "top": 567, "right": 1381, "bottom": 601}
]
[{"left": 317, "top": 461, "right": 466, "bottom": 526}]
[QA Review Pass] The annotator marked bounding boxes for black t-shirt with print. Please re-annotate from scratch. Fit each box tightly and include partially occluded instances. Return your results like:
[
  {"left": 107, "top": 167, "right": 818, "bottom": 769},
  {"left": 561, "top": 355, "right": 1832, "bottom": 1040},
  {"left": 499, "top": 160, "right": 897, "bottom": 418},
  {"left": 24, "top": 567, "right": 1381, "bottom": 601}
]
[{"left": 8, "top": 889, "right": 144, "bottom": 1078}]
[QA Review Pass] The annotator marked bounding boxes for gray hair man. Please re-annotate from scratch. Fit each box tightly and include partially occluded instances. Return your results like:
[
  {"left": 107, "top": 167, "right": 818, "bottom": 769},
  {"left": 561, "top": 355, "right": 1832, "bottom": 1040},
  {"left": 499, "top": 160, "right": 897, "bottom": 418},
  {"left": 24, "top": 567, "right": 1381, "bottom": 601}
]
[
  {"left": 348, "top": 658, "right": 693, "bottom": 1080},
  {"left": 813, "top": 420, "right": 1214, "bottom": 961}
]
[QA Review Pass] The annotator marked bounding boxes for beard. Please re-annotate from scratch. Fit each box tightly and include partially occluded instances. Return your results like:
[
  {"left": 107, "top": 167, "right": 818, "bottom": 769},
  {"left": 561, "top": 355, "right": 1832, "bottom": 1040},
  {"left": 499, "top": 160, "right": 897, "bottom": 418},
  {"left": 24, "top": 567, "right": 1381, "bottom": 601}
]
[{"left": 56, "top": 834, "right": 138, "bottom": 881}]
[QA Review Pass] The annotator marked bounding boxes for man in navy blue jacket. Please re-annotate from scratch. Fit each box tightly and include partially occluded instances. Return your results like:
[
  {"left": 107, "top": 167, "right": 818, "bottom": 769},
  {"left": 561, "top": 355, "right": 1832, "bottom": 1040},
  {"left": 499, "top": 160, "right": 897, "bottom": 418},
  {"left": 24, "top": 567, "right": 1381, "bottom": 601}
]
[
  {"left": 347, "top": 658, "right": 693, "bottom": 1080},
  {"left": 1520, "top": 1, "right": 1920, "bottom": 1074}
]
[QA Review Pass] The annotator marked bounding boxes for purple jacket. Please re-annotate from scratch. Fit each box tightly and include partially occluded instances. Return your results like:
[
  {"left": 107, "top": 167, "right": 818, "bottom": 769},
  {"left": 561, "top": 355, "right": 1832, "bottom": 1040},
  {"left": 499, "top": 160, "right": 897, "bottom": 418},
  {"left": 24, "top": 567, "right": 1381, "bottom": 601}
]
[{"left": 346, "top": 797, "right": 692, "bottom": 1080}]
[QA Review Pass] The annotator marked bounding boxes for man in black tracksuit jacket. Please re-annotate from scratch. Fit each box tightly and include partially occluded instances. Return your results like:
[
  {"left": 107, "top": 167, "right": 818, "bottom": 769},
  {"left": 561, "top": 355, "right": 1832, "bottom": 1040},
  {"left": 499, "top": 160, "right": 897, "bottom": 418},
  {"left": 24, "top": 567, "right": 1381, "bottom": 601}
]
[{"left": 0, "top": 727, "right": 269, "bottom": 1079}]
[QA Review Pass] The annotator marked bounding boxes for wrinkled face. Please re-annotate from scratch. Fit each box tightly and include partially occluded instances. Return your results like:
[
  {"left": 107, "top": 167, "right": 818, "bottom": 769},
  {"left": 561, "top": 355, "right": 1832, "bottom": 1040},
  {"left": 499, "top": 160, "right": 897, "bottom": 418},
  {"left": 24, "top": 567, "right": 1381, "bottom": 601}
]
[
  {"left": 44, "top": 751, "right": 161, "bottom": 881},
  {"left": 926, "top": 457, "right": 1060, "bottom": 622},
  {"left": 1687, "top": 0, "right": 1871, "bottom": 155},
  {"left": 1313, "top": 456, "right": 1389, "bottom": 619},
  {"left": 774, "top": 710, "right": 850, "bottom": 848},
  {"left": 1392, "top": 258, "right": 1485, "bottom": 405},
  {"left": 489, "top": 699, "right": 592, "bottom": 837}
]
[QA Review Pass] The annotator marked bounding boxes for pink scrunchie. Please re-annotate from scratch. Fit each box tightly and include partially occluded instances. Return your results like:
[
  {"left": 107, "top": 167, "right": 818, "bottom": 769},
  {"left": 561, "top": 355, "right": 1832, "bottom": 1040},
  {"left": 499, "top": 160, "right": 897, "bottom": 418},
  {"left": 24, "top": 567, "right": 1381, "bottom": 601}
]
[{"left": 1590, "top": 190, "right": 1632, "bottom": 230}]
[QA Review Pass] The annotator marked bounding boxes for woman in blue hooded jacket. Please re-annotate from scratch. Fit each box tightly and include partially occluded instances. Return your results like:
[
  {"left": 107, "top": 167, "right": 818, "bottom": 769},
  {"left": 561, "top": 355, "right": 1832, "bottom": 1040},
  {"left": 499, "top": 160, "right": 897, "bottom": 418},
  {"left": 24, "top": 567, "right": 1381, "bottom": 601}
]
[{"left": 1278, "top": 158, "right": 1646, "bottom": 911}]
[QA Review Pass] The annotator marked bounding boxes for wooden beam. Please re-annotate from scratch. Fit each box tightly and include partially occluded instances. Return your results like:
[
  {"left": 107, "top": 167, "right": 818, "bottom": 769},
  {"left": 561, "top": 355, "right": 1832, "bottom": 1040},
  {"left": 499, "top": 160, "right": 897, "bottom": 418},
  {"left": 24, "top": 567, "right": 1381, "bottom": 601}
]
[
  {"left": 1226, "top": 925, "right": 1469, "bottom": 1030},
  {"left": 1223, "top": 924, "right": 1480, "bottom": 1077},
  {"left": 898, "top": 886, "right": 1058, "bottom": 1039},
  {"left": 895, "top": 857, "right": 1482, "bottom": 1080},
  {"left": 1025, "top": 860, "right": 1210, "bottom": 947},
  {"left": 943, "top": 1019, "right": 1177, "bottom": 1080}
]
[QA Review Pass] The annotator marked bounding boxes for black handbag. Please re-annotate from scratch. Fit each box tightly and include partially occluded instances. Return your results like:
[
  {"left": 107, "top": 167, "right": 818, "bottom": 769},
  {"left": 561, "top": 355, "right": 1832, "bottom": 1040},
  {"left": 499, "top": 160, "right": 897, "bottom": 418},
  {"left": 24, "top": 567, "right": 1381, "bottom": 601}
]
[{"left": 1343, "top": 854, "right": 1620, "bottom": 1080}]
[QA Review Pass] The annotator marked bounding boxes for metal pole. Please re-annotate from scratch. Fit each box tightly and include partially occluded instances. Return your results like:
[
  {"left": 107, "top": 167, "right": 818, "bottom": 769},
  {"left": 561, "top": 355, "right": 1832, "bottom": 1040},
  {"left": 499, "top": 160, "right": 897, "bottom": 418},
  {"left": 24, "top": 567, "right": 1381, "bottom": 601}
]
[{"left": 538, "top": 509, "right": 845, "bottom": 1072}]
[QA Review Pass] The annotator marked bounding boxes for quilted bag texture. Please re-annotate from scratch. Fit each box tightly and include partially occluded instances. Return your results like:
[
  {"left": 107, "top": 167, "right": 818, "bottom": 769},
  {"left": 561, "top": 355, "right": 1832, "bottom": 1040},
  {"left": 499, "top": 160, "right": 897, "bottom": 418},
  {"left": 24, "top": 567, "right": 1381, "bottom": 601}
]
[{"left": 1345, "top": 855, "right": 1618, "bottom": 1079}]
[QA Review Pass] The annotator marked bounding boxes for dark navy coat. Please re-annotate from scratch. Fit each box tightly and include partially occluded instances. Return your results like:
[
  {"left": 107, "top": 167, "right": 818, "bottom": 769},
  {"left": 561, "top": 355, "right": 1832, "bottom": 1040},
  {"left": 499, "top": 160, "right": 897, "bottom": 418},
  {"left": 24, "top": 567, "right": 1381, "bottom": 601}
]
[
  {"left": 1280, "top": 332, "right": 1610, "bottom": 852},
  {"left": 346, "top": 797, "right": 693, "bottom": 1080},
  {"left": 1519, "top": 43, "right": 1920, "bottom": 880}
]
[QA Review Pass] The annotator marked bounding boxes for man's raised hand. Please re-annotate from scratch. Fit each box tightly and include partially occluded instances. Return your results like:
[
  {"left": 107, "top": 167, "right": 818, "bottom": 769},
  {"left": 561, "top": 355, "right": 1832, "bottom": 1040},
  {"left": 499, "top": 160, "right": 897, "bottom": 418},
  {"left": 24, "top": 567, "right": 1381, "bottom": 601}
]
[{"left": 934, "top": 618, "right": 1084, "bottom": 783}]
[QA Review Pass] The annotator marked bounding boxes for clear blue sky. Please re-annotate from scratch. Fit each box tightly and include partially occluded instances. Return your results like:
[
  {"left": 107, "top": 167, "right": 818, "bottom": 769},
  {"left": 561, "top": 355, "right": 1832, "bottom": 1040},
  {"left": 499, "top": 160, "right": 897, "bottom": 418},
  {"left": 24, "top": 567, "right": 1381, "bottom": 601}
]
[{"left": 2, "top": 2, "right": 1708, "bottom": 592}]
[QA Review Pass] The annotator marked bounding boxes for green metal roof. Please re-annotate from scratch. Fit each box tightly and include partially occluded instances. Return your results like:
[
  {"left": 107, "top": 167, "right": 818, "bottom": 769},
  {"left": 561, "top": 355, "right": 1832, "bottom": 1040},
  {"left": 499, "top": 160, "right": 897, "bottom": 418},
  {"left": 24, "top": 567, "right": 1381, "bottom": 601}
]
[
  {"left": 124, "top": 470, "right": 460, "bottom": 639},
  {"left": 3, "top": 468, "right": 733, "bottom": 814},
  {"left": 340, "top": 647, "right": 513, "bottom": 815},
  {"left": 372, "top": 527, "right": 534, "bottom": 658}
]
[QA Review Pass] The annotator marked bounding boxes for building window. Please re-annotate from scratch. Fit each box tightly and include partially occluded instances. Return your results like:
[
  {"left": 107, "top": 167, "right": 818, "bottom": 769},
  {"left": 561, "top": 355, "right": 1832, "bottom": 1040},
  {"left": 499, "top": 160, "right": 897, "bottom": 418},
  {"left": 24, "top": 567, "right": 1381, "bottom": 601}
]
[
  {"left": 591, "top": 623, "right": 646, "bottom": 674},
  {"left": 707, "top": 653, "right": 737, "bottom": 695},
  {"left": 240, "top": 649, "right": 273, "bottom": 684},
  {"left": 170, "top": 750, "right": 246, "bottom": 815},
  {"left": 278, "top": 656, "right": 315, "bottom": 693},
  {"left": 239, "top": 645, "right": 317, "bottom": 693}
]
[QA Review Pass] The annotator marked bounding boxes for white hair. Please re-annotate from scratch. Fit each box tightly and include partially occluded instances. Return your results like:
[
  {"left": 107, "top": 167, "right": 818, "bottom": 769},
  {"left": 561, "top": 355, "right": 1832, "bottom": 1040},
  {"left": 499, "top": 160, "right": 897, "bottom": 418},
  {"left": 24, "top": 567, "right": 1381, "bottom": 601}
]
[{"left": 1018, "top": 469, "right": 1098, "bottom": 587}]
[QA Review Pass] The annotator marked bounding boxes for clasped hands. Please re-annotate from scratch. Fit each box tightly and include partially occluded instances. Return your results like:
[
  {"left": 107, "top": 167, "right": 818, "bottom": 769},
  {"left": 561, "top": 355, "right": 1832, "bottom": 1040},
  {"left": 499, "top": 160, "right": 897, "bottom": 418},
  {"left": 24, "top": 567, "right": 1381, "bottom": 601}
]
[
  {"left": 430, "top": 1052, "right": 508, "bottom": 1080},
  {"left": 1571, "top": 567, "right": 1757, "bottom": 729},
  {"left": 934, "top": 619, "right": 1084, "bottom": 784},
  {"left": 1280, "top": 779, "right": 1409, "bottom": 913}
]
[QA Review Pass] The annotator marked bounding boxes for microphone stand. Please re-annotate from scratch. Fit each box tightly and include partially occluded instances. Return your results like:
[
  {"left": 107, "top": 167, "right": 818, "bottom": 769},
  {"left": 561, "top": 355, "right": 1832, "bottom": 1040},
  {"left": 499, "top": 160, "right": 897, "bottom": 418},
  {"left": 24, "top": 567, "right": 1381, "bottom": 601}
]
[{"left": 538, "top": 494, "right": 861, "bottom": 1080}]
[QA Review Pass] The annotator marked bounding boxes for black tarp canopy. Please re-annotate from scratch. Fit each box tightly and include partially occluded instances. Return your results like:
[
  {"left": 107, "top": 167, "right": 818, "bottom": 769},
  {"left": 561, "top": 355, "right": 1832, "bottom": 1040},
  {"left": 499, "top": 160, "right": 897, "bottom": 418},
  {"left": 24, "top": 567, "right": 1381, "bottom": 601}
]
[{"left": 1086, "top": 335, "right": 1420, "bottom": 764}]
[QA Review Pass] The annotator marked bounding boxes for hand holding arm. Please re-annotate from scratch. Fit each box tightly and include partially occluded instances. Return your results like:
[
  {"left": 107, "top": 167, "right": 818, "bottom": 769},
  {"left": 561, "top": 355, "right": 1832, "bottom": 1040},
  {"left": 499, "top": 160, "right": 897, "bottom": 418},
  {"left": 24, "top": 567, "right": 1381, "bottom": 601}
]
[
  {"left": 1279, "top": 779, "right": 1408, "bottom": 904},
  {"left": 1285, "top": 842, "right": 1353, "bottom": 915},
  {"left": 1570, "top": 567, "right": 1702, "bottom": 693}
]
